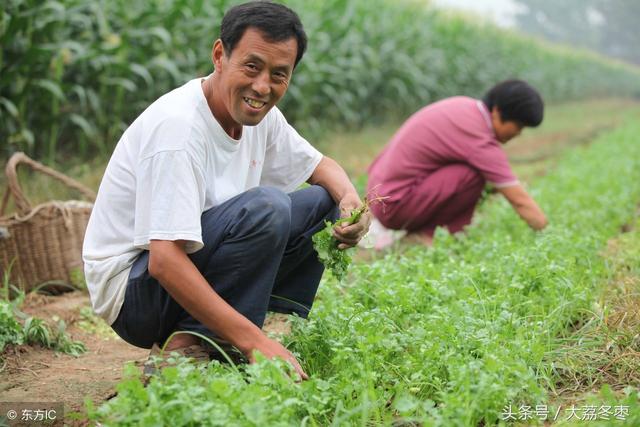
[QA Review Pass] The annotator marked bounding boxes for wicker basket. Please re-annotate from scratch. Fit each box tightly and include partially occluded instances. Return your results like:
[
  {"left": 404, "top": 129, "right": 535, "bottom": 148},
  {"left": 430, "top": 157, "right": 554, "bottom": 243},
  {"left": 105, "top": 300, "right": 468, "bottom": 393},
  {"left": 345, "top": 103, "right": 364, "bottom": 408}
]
[{"left": 0, "top": 152, "right": 96, "bottom": 293}]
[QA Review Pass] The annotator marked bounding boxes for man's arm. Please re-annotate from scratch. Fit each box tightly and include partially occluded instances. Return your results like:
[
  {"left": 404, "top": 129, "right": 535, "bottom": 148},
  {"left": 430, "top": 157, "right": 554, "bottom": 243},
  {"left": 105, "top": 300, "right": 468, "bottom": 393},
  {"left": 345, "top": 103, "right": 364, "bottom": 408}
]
[
  {"left": 498, "top": 184, "right": 548, "bottom": 230},
  {"left": 148, "top": 240, "right": 308, "bottom": 379},
  {"left": 308, "top": 156, "right": 371, "bottom": 249}
]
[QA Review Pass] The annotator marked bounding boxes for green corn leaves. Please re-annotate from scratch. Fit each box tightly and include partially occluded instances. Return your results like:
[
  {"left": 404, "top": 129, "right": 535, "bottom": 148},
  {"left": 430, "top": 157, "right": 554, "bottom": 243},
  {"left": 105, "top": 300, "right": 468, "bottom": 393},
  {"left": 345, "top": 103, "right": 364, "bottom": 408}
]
[
  {"left": 2, "top": 0, "right": 640, "bottom": 164},
  {"left": 0, "top": 0, "right": 235, "bottom": 163}
]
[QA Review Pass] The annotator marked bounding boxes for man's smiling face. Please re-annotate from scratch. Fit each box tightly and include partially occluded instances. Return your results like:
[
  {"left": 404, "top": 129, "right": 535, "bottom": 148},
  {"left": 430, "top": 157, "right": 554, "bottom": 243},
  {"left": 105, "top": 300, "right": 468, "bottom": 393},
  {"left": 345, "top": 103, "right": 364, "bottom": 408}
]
[{"left": 212, "top": 27, "right": 297, "bottom": 134}]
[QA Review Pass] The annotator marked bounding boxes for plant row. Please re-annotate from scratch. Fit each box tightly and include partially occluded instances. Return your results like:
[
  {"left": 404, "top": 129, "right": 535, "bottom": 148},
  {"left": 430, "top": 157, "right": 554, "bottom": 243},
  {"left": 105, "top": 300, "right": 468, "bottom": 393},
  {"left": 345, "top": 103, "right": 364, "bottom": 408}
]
[{"left": 86, "top": 118, "right": 640, "bottom": 424}]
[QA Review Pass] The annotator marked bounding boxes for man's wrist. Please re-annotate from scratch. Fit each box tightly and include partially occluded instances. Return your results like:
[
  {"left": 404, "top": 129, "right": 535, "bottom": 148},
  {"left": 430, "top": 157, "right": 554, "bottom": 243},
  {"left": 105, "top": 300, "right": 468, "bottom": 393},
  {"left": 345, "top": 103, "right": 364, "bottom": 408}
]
[
  {"left": 339, "top": 191, "right": 362, "bottom": 211},
  {"left": 230, "top": 322, "right": 267, "bottom": 356}
]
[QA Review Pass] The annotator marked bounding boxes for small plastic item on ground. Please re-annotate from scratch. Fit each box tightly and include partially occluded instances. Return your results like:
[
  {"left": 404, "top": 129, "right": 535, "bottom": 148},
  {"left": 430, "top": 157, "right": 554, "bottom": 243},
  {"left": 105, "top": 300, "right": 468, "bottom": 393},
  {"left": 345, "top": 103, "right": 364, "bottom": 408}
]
[{"left": 358, "top": 217, "right": 406, "bottom": 250}]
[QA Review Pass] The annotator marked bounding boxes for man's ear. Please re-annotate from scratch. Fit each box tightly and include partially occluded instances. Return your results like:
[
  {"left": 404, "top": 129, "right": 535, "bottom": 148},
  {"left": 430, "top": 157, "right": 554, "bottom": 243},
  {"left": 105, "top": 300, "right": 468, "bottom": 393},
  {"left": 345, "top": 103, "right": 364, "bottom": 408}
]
[{"left": 212, "top": 39, "right": 225, "bottom": 70}]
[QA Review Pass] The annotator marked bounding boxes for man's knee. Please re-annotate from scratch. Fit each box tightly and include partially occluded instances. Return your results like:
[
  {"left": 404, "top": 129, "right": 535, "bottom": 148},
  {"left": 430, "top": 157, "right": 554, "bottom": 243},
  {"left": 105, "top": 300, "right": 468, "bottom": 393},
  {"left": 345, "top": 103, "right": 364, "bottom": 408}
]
[{"left": 245, "top": 186, "right": 292, "bottom": 235}]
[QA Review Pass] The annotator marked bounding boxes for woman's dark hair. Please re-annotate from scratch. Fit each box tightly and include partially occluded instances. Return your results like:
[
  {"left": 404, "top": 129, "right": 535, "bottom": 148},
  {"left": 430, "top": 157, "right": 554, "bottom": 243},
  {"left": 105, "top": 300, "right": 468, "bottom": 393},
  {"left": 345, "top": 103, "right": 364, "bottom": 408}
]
[
  {"left": 220, "top": 1, "right": 307, "bottom": 68},
  {"left": 482, "top": 79, "right": 544, "bottom": 127}
]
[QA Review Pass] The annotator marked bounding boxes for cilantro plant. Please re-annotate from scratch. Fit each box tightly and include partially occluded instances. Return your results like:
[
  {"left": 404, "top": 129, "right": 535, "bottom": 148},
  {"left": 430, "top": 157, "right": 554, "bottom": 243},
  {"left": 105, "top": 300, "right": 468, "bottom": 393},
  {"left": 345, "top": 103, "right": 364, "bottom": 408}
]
[{"left": 313, "top": 203, "right": 369, "bottom": 281}]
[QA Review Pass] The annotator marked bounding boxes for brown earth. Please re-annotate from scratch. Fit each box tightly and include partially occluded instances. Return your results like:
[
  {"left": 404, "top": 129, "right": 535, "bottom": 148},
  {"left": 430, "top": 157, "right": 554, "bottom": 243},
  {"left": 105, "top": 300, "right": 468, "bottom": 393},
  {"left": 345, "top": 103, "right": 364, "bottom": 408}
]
[{"left": 0, "top": 292, "right": 148, "bottom": 420}]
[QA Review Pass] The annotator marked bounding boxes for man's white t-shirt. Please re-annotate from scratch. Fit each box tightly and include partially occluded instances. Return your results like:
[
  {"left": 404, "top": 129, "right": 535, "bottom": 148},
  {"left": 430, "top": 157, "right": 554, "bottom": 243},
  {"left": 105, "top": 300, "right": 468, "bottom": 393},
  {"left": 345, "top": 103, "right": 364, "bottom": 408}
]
[{"left": 82, "top": 77, "right": 323, "bottom": 324}]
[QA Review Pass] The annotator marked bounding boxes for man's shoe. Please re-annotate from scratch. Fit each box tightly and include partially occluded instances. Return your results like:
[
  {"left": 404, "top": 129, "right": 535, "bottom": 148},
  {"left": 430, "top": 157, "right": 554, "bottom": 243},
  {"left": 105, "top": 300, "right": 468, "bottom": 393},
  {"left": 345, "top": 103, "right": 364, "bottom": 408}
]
[{"left": 198, "top": 338, "right": 247, "bottom": 365}]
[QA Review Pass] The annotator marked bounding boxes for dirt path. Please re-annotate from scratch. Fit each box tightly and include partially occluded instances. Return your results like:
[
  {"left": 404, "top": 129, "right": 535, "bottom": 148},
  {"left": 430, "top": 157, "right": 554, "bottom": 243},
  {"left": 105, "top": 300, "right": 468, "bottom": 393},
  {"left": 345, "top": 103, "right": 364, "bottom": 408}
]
[{"left": 0, "top": 292, "right": 148, "bottom": 417}]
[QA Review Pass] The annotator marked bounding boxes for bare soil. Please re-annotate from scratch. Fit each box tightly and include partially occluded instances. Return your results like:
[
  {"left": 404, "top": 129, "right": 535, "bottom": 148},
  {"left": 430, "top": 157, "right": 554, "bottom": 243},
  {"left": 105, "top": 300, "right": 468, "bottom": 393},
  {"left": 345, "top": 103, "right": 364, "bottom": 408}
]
[
  {"left": 0, "top": 292, "right": 147, "bottom": 418},
  {"left": 0, "top": 291, "right": 294, "bottom": 422}
]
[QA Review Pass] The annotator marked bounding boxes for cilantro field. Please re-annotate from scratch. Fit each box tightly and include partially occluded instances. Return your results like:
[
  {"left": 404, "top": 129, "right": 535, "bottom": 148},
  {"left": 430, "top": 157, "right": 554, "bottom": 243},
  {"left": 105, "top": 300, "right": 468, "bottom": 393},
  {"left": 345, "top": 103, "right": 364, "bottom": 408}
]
[{"left": 75, "top": 110, "right": 640, "bottom": 426}]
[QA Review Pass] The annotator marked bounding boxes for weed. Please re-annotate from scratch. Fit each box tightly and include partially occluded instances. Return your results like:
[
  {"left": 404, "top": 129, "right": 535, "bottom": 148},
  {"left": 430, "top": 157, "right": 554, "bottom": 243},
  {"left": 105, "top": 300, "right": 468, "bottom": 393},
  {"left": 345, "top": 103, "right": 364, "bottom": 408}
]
[
  {"left": 23, "top": 317, "right": 52, "bottom": 347},
  {"left": 0, "top": 300, "right": 23, "bottom": 352},
  {"left": 0, "top": 297, "right": 85, "bottom": 357},
  {"left": 52, "top": 319, "right": 86, "bottom": 356},
  {"left": 313, "top": 203, "right": 369, "bottom": 281}
]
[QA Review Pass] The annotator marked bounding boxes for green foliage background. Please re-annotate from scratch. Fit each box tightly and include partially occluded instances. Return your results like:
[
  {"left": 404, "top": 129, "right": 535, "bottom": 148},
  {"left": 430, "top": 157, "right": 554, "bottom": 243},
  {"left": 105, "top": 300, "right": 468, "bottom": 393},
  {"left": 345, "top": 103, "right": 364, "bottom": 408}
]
[{"left": 2, "top": 0, "right": 640, "bottom": 163}]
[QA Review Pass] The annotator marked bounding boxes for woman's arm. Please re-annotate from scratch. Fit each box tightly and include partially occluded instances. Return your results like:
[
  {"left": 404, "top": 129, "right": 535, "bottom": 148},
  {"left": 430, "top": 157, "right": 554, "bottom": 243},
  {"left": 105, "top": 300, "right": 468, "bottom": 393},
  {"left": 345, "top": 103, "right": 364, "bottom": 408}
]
[{"left": 498, "top": 184, "right": 548, "bottom": 230}]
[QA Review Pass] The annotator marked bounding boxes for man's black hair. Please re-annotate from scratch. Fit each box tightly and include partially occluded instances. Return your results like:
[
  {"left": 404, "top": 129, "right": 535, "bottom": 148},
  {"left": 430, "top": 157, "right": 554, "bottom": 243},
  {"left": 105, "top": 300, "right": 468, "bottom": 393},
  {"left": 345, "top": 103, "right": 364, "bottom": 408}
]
[
  {"left": 482, "top": 79, "right": 544, "bottom": 127},
  {"left": 220, "top": 1, "right": 307, "bottom": 68}
]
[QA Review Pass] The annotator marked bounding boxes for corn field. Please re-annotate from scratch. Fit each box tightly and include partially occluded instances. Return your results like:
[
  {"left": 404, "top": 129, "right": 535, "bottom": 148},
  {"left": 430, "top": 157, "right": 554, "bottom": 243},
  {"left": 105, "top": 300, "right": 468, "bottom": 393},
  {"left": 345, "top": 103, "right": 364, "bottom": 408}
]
[{"left": 2, "top": 0, "right": 640, "bottom": 163}]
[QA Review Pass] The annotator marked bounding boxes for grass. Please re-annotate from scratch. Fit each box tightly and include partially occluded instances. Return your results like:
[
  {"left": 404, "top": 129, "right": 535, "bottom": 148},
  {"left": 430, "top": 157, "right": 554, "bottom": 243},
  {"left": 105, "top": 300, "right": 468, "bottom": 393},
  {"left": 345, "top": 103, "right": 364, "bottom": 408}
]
[
  {"left": 1, "top": 266, "right": 86, "bottom": 357},
  {"left": 2, "top": 98, "right": 639, "bottom": 424},
  {"left": 548, "top": 216, "right": 640, "bottom": 401},
  {"left": 504, "top": 99, "right": 640, "bottom": 181}
]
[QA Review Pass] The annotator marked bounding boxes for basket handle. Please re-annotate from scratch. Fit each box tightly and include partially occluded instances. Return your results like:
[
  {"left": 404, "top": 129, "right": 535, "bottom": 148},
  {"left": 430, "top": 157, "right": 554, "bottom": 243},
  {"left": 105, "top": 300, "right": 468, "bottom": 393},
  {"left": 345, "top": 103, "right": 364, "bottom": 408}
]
[{"left": 2, "top": 152, "right": 97, "bottom": 217}]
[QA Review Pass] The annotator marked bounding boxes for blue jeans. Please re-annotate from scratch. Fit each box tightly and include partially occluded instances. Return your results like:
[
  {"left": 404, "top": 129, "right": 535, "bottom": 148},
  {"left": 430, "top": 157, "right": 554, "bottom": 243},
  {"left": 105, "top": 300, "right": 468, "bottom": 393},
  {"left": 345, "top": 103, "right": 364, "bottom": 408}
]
[{"left": 111, "top": 185, "right": 339, "bottom": 349}]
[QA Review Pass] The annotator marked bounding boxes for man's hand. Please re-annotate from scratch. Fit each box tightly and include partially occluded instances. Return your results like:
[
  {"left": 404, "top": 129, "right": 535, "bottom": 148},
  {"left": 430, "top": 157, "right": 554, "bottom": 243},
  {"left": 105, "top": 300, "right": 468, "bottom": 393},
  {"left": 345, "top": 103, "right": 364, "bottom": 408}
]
[
  {"left": 334, "top": 193, "right": 372, "bottom": 250},
  {"left": 248, "top": 335, "right": 308, "bottom": 380},
  {"left": 307, "top": 156, "right": 372, "bottom": 249}
]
